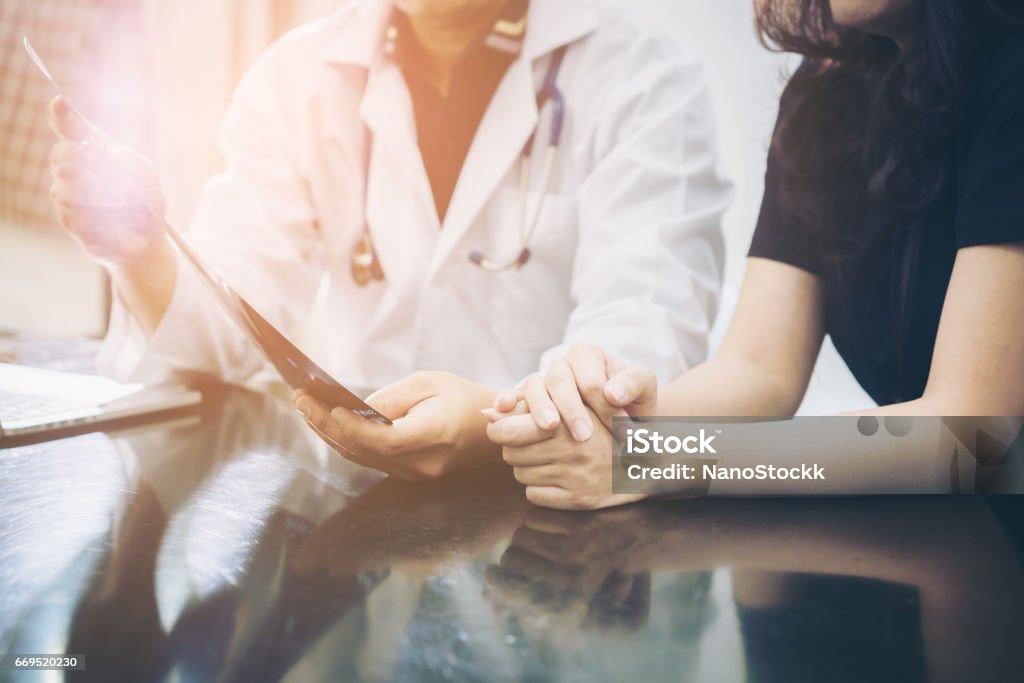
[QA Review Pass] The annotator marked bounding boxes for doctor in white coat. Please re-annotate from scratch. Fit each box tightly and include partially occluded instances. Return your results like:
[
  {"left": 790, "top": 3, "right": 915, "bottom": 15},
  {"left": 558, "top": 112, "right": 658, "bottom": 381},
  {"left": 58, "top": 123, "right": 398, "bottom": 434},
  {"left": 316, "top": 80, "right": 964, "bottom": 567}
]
[{"left": 47, "top": 0, "right": 730, "bottom": 480}]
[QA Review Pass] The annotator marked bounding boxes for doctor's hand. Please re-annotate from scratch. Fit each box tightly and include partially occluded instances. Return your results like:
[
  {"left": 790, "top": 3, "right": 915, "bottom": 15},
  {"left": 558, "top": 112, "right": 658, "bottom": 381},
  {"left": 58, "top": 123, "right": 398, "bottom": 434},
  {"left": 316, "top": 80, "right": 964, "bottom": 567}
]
[
  {"left": 490, "top": 344, "right": 661, "bottom": 438},
  {"left": 293, "top": 371, "right": 498, "bottom": 480},
  {"left": 47, "top": 96, "right": 169, "bottom": 269}
]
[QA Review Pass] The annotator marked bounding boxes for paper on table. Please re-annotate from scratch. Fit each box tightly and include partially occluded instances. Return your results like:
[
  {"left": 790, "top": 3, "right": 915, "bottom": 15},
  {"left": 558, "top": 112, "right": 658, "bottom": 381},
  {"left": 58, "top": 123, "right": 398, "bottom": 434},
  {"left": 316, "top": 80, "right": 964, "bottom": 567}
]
[{"left": 0, "top": 363, "right": 143, "bottom": 407}]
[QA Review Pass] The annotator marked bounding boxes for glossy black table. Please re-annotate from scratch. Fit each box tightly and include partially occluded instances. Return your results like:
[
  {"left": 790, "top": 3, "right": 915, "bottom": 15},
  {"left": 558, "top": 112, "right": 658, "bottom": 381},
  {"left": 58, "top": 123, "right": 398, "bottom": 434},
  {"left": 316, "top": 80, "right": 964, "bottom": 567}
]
[{"left": 2, "top": 386, "right": 1023, "bottom": 683}]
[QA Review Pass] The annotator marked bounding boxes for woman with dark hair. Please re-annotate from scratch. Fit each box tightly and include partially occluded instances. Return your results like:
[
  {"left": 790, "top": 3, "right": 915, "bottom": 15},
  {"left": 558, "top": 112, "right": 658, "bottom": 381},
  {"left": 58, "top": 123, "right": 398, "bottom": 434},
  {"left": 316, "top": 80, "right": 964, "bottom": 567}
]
[{"left": 485, "top": 0, "right": 1024, "bottom": 509}]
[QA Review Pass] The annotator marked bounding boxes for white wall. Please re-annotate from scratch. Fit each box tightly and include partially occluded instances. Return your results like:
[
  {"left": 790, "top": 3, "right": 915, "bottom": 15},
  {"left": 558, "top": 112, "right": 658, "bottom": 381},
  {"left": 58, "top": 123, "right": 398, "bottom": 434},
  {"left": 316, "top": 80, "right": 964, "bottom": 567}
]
[
  {"left": 625, "top": 0, "right": 792, "bottom": 284},
  {"left": 623, "top": 0, "right": 874, "bottom": 413},
  {"left": 0, "top": 228, "right": 106, "bottom": 338}
]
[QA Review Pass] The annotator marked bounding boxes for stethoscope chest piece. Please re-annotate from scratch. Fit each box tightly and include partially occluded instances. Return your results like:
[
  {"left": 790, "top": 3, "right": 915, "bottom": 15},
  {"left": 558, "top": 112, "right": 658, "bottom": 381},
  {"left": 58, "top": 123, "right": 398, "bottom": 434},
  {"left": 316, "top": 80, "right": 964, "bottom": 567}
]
[
  {"left": 469, "top": 247, "right": 531, "bottom": 272},
  {"left": 351, "top": 232, "right": 384, "bottom": 286}
]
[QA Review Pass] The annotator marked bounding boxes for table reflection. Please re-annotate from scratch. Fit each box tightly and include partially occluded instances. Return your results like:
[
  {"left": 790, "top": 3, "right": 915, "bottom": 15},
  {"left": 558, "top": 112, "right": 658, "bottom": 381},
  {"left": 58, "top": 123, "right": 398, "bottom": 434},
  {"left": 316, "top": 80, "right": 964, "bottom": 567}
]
[{"left": 1, "top": 386, "right": 1022, "bottom": 682}]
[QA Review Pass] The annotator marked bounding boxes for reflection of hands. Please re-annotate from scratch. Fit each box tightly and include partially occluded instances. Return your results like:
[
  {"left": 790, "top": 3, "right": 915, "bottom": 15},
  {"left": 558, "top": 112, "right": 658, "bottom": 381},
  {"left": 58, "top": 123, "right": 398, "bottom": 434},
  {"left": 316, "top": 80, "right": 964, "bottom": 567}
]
[
  {"left": 291, "top": 464, "right": 528, "bottom": 579},
  {"left": 293, "top": 371, "right": 497, "bottom": 480},
  {"left": 485, "top": 402, "right": 646, "bottom": 510},
  {"left": 485, "top": 506, "right": 652, "bottom": 632}
]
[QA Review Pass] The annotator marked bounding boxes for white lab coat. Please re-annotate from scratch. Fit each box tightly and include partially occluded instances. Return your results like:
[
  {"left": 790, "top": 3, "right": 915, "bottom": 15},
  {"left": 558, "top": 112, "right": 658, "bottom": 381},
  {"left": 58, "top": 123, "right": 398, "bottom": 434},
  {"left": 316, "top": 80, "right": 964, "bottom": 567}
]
[{"left": 100, "top": 0, "right": 731, "bottom": 393}]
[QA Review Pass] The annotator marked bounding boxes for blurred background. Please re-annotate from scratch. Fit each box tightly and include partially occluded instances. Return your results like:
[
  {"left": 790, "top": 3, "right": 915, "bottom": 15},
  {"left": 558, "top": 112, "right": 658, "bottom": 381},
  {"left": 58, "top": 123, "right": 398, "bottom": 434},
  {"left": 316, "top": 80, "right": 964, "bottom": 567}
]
[{"left": 0, "top": 0, "right": 872, "bottom": 412}]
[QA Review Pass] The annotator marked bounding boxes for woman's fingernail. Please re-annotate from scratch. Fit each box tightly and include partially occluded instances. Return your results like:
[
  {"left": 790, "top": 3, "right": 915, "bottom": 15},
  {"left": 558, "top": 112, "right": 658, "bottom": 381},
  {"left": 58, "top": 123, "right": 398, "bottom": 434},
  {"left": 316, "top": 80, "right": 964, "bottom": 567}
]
[
  {"left": 606, "top": 382, "right": 624, "bottom": 404},
  {"left": 573, "top": 418, "right": 593, "bottom": 441},
  {"left": 295, "top": 399, "right": 310, "bottom": 417},
  {"left": 540, "top": 407, "right": 560, "bottom": 428}
]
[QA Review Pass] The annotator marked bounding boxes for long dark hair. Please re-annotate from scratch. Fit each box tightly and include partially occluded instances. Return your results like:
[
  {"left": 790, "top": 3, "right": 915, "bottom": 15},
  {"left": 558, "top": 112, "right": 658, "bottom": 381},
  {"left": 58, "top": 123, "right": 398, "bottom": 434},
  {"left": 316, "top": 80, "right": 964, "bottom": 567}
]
[{"left": 756, "top": 0, "right": 1024, "bottom": 249}]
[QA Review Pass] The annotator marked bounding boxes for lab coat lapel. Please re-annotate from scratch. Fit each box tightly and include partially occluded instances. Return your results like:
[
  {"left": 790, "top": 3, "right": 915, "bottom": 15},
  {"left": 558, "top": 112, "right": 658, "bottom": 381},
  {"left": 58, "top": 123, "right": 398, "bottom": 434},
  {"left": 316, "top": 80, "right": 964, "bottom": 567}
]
[
  {"left": 360, "top": 63, "right": 437, "bottom": 226},
  {"left": 426, "top": 0, "right": 598, "bottom": 280},
  {"left": 360, "top": 61, "right": 440, "bottom": 293},
  {"left": 428, "top": 56, "right": 537, "bottom": 278},
  {"left": 322, "top": 0, "right": 437, "bottom": 294}
]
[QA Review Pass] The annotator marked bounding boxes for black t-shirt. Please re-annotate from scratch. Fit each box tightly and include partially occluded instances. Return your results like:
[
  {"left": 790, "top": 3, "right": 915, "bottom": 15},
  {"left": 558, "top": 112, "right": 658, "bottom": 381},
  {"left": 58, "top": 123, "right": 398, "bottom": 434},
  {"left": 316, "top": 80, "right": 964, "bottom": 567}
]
[{"left": 749, "top": 39, "right": 1024, "bottom": 405}]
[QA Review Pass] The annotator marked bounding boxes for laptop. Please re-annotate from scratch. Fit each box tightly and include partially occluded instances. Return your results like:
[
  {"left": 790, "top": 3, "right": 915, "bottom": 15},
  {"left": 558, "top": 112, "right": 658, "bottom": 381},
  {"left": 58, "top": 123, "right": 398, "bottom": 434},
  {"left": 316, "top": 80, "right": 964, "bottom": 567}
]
[{"left": 0, "top": 362, "right": 201, "bottom": 440}]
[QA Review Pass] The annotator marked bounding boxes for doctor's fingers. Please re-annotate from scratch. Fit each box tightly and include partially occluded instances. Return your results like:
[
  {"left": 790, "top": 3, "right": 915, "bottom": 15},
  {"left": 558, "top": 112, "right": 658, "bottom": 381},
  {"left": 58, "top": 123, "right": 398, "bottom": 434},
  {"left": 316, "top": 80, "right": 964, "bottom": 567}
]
[
  {"left": 295, "top": 391, "right": 428, "bottom": 478},
  {"left": 363, "top": 371, "right": 444, "bottom": 420},
  {"left": 563, "top": 344, "right": 628, "bottom": 429},
  {"left": 487, "top": 412, "right": 557, "bottom": 447},
  {"left": 512, "top": 464, "right": 573, "bottom": 487},
  {"left": 47, "top": 96, "right": 110, "bottom": 144},
  {"left": 53, "top": 203, "right": 155, "bottom": 234},
  {"left": 543, "top": 360, "right": 595, "bottom": 442},
  {"left": 50, "top": 173, "right": 142, "bottom": 209},
  {"left": 501, "top": 440, "right": 566, "bottom": 467},
  {"left": 524, "top": 350, "right": 620, "bottom": 440},
  {"left": 493, "top": 388, "right": 523, "bottom": 413},
  {"left": 482, "top": 399, "right": 528, "bottom": 424},
  {"left": 50, "top": 140, "right": 165, "bottom": 208},
  {"left": 54, "top": 206, "right": 163, "bottom": 262},
  {"left": 326, "top": 403, "right": 415, "bottom": 454},
  {"left": 521, "top": 373, "right": 560, "bottom": 431},
  {"left": 328, "top": 405, "right": 452, "bottom": 478},
  {"left": 604, "top": 365, "right": 659, "bottom": 417},
  {"left": 294, "top": 393, "right": 376, "bottom": 469},
  {"left": 523, "top": 486, "right": 581, "bottom": 510}
]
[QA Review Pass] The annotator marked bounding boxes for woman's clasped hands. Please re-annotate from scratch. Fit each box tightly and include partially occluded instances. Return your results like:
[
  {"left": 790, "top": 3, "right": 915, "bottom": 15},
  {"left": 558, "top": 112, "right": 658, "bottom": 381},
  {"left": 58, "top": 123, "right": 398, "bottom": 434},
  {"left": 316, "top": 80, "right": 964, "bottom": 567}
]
[{"left": 483, "top": 344, "right": 660, "bottom": 511}]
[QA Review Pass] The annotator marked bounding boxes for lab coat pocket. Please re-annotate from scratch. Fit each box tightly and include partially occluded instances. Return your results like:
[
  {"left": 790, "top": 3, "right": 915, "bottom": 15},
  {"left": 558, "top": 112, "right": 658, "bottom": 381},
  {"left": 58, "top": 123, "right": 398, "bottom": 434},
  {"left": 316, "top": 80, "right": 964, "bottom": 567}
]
[{"left": 484, "top": 188, "right": 578, "bottom": 349}]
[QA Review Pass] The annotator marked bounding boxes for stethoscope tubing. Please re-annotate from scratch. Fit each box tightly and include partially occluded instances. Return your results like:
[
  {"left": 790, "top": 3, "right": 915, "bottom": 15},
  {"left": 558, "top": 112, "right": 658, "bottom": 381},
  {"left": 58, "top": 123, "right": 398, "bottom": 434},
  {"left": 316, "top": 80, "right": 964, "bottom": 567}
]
[
  {"left": 357, "top": 45, "right": 569, "bottom": 279},
  {"left": 468, "top": 46, "right": 568, "bottom": 272}
]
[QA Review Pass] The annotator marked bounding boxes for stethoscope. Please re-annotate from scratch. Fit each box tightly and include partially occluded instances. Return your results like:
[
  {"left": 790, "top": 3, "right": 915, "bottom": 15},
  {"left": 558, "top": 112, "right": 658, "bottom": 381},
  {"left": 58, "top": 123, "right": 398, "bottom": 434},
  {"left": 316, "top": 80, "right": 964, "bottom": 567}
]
[{"left": 351, "top": 44, "right": 568, "bottom": 285}]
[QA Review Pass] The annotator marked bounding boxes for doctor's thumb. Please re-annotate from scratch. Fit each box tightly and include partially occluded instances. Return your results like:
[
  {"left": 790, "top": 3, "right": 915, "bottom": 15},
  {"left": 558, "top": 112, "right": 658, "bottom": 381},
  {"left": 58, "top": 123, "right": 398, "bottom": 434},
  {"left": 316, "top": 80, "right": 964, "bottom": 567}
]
[
  {"left": 47, "top": 96, "right": 96, "bottom": 142},
  {"left": 364, "top": 373, "right": 436, "bottom": 420},
  {"left": 604, "top": 366, "right": 658, "bottom": 417}
]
